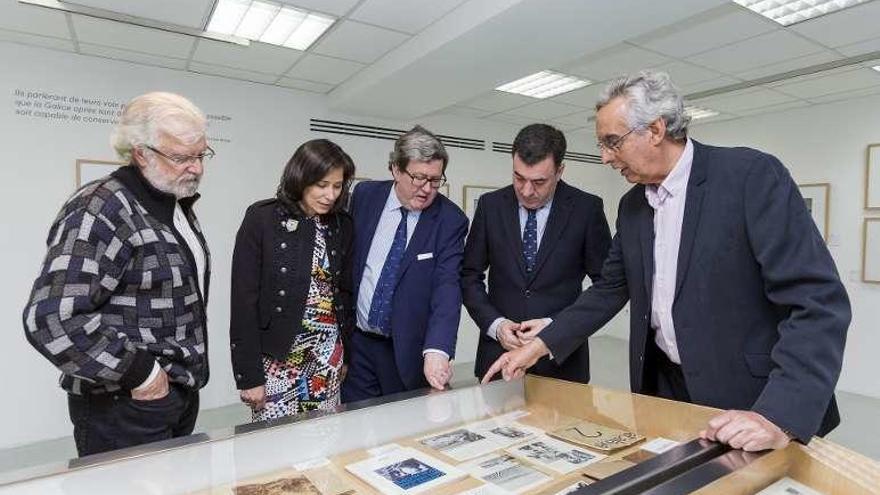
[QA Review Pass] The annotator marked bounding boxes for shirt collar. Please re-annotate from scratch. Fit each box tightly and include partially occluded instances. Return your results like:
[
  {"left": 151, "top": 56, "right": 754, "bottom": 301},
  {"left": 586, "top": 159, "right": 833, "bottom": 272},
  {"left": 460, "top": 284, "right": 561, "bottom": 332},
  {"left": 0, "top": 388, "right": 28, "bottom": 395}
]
[
  {"left": 519, "top": 195, "right": 554, "bottom": 213},
  {"left": 646, "top": 138, "right": 693, "bottom": 204}
]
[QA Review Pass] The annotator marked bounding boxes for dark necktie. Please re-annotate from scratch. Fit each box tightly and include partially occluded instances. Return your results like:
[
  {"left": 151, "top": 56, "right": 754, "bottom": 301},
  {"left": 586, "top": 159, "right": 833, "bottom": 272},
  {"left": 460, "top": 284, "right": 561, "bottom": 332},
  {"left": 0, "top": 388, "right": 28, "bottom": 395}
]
[
  {"left": 523, "top": 208, "right": 538, "bottom": 273},
  {"left": 367, "top": 207, "right": 408, "bottom": 335}
]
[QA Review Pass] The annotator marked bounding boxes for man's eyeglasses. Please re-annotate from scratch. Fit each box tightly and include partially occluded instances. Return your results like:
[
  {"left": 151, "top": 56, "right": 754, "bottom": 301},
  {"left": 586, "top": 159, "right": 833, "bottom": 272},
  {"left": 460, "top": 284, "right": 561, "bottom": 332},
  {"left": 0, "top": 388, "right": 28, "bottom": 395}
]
[
  {"left": 597, "top": 127, "right": 642, "bottom": 153},
  {"left": 146, "top": 145, "right": 215, "bottom": 166},
  {"left": 403, "top": 170, "right": 447, "bottom": 189}
]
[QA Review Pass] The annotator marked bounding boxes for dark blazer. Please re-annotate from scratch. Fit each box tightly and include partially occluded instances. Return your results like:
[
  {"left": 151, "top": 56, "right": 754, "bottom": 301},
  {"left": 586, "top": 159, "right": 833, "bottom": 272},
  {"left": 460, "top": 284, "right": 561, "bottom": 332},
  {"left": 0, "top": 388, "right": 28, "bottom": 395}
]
[
  {"left": 350, "top": 181, "right": 468, "bottom": 389},
  {"left": 463, "top": 181, "right": 611, "bottom": 382},
  {"left": 229, "top": 199, "right": 354, "bottom": 390},
  {"left": 540, "top": 141, "right": 850, "bottom": 442}
]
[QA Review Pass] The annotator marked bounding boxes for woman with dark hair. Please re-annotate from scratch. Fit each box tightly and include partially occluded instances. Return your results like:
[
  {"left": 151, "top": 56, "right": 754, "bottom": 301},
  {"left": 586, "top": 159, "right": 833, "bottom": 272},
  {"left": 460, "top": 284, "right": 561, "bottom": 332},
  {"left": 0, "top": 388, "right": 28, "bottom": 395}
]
[{"left": 230, "top": 139, "right": 355, "bottom": 420}]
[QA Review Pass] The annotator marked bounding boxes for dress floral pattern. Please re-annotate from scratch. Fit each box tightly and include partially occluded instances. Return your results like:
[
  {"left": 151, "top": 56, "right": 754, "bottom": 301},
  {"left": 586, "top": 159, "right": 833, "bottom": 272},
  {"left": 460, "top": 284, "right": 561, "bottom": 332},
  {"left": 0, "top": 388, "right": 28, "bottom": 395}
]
[{"left": 254, "top": 219, "right": 344, "bottom": 421}]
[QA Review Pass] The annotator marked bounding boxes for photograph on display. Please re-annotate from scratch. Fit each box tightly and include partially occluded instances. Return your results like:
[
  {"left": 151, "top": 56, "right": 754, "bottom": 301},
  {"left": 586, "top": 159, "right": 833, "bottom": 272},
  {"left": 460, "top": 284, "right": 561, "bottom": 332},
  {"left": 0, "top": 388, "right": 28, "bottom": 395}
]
[
  {"left": 797, "top": 183, "right": 830, "bottom": 242},
  {"left": 507, "top": 435, "right": 605, "bottom": 474},
  {"left": 418, "top": 427, "right": 495, "bottom": 462},
  {"left": 461, "top": 453, "right": 551, "bottom": 494},
  {"left": 555, "top": 480, "right": 592, "bottom": 495},
  {"left": 549, "top": 421, "right": 644, "bottom": 452},
  {"left": 75, "top": 158, "right": 125, "bottom": 188},
  {"left": 345, "top": 447, "right": 465, "bottom": 494},
  {"left": 232, "top": 475, "right": 322, "bottom": 495}
]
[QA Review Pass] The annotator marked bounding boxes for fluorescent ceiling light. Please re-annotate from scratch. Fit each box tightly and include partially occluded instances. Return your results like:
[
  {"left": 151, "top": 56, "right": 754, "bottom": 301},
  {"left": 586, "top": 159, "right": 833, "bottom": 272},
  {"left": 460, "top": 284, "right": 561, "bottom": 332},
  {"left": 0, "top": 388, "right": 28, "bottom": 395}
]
[
  {"left": 732, "top": 0, "right": 872, "bottom": 26},
  {"left": 496, "top": 71, "right": 591, "bottom": 99},
  {"left": 685, "top": 105, "right": 720, "bottom": 120},
  {"left": 872, "top": 65, "right": 880, "bottom": 73},
  {"left": 207, "top": 0, "right": 335, "bottom": 50}
]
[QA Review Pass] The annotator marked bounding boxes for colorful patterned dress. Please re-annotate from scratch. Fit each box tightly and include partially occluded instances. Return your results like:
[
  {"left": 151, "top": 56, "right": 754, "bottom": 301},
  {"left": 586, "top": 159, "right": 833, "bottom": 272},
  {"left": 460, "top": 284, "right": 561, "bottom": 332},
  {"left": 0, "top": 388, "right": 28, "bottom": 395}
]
[{"left": 254, "top": 219, "right": 344, "bottom": 421}]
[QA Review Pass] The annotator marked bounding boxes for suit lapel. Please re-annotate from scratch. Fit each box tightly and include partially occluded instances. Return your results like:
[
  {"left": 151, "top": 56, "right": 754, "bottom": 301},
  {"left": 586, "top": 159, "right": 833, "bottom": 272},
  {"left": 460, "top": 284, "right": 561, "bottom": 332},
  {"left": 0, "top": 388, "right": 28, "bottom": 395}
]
[
  {"left": 396, "top": 198, "right": 440, "bottom": 281},
  {"left": 674, "top": 142, "right": 708, "bottom": 301},
  {"left": 530, "top": 182, "right": 573, "bottom": 280},
  {"left": 637, "top": 188, "right": 655, "bottom": 302},
  {"left": 501, "top": 188, "right": 528, "bottom": 278}
]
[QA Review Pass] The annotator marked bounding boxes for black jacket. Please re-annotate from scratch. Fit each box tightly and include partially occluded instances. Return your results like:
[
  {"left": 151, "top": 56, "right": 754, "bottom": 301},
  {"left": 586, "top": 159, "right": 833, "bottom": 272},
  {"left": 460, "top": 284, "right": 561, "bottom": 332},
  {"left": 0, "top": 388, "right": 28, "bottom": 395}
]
[{"left": 229, "top": 198, "right": 354, "bottom": 390}]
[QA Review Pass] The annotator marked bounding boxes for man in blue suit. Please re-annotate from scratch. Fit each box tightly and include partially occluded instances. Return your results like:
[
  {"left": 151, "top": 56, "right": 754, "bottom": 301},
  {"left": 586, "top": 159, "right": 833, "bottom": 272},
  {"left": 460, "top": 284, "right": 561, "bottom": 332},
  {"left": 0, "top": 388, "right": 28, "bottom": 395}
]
[
  {"left": 342, "top": 126, "right": 468, "bottom": 401},
  {"left": 484, "top": 71, "right": 850, "bottom": 452}
]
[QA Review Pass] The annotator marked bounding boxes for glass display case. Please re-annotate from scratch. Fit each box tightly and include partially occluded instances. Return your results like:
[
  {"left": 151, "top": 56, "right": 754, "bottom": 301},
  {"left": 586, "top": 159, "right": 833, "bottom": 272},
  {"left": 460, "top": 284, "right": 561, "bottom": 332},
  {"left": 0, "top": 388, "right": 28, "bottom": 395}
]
[{"left": 0, "top": 376, "right": 876, "bottom": 494}]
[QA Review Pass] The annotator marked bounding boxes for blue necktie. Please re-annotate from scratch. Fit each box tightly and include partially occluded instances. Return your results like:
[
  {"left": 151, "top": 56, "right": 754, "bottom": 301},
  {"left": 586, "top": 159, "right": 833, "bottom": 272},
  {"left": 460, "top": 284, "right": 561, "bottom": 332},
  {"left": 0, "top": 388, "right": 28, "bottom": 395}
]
[
  {"left": 368, "top": 207, "right": 408, "bottom": 335},
  {"left": 523, "top": 208, "right": 538, "bottom": 273}
]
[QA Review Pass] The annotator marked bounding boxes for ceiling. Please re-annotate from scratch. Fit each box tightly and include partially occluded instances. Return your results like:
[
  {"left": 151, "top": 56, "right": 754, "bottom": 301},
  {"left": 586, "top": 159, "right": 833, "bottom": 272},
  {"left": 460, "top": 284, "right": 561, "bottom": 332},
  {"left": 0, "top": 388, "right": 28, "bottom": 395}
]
[{"left": 3, "top": 0, "right": 880, "bottom": 135}]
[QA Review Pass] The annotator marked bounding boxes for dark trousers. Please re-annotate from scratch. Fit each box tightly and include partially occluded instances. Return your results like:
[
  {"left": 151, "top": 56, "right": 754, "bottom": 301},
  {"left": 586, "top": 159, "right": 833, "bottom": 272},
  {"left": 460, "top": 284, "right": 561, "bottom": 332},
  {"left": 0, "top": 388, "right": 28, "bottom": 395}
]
[
  {"left": 341, "top": 330, "right": 409, "bottom": 403},
  {"left": 643, "top": 342, "right": 691, "bottom": 403},
  {"left": 67, "top": 385, "right": 199, "bottom": 457}
]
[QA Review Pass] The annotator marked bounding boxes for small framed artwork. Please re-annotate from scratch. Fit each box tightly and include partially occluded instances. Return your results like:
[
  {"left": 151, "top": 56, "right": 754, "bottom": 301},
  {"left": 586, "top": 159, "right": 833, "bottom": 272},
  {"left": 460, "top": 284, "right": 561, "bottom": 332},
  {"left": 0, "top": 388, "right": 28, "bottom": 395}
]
[
  {"left": 862, "top": 218, "right": 880, "bottom": 283},
  {"left": 462, "top": 185, "right": 498, "bottom": 221},
  {"left": 865, "top": 144, "right": 880, "bottom": 210},
  {"left": 797, "top": 183, "right": 830, "bottom": 242},
  {"left": 76, "top": 159, "right": 125, "bottom": 188},
  {"left": 437, "top": 183, "right": 450, "bottom": 197}
]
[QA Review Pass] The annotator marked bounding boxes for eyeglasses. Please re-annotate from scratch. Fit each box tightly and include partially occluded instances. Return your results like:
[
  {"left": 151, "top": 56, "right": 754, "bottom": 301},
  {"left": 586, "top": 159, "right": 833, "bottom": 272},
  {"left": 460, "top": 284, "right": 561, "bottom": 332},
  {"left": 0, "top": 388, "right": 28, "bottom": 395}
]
[
  {"left": 597, "top": 127, "right": 642, "bottom": 153},
  {"left": 403, "top": 170, "right": 447, "bottom": 188},
  {"left": 146, "top": 145, "right": 215, "bottom": 166}
]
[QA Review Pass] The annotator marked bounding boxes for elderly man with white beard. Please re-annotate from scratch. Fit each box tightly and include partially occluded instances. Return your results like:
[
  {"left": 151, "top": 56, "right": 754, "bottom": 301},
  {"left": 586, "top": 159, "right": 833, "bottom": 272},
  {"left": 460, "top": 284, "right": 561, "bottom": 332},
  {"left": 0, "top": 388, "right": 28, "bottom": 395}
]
[{"left": 23, "top": 92, "right": 214, "bottom": 457}]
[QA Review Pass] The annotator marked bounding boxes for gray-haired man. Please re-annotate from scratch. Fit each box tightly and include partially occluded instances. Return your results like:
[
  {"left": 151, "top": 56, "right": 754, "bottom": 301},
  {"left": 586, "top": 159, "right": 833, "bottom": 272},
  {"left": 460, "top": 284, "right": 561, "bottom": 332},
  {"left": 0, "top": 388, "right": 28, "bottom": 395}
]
[{"left": 24, "top": 92, "right": 213, "bottom": 456}]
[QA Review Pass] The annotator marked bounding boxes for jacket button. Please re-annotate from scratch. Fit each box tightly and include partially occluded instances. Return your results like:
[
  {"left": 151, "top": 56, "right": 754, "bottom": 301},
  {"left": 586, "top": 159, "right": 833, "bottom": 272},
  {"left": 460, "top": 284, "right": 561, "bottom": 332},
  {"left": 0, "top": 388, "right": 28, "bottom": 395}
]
[
  {"left": 275, "top": 306, "right": 282, "bottom": 313},
  {"left": 331, "top": 249, "right": 337, "bottom": 256},
  {"left": 278, "top": 289, "right": 286, "bottom": 296},
  {"left": 280, "top": 242, "right": 287, "bottom": 249},
  {"left": 235, "top": 374, "right": 242, "bottom": 380},
  {"left": 280, "top": 267, "right": 287, "bottom": 274},
  {"left": 524, "top": 290, "right": 532, "bottom": 298},
  {"left": 231, "top": 343, "right": 236, "bottom": 350}
]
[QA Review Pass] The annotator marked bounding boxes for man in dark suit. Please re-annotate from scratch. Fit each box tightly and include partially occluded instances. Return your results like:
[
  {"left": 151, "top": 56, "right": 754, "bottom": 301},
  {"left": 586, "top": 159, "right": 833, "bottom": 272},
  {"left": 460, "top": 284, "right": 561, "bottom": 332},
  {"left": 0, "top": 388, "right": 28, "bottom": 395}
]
[
  {"left": 463, "top": 124, "right": 611, "bottom": 383},
  {"left": 483, "top": 71, "right": 850, "bottom": 452},
  {"left": 342, "top": 126, "right": 468, "bottom": 401}
]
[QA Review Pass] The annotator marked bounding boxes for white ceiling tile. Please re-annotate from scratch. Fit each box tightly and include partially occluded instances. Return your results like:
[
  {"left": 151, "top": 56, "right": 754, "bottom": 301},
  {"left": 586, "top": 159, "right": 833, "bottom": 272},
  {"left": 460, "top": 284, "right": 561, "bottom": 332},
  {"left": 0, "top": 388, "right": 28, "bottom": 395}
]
[
  {"left": 631, "top": 4, "right": 777, "bottom": 58},
  {"left": 278, "top": 0, "right": 360, "bottom": 17},
  {"left": 687, "top": 30, "right": 826, "bottom": 75},
  {"left": 790, "top": 0, "right": 880, "bottom": 48},
  {"left": 71, "top": 15, "right": 194, "bottom": 58},
  {"left": 679, "top": 76, "right": 741, "bottom": 95},
  {"left": 835, "top": 36, "right": 880, "bottom": 57},
  {"left": 286, "top": 54, "right": 364, "bottom": 84},
  {"left": 806, "top": 84, "right": 880, "bottom": 104},
  {"left": 79, "top": 43, "right": 188, "bottom": 70},
  {"left": 548, "top": 83, "right": 605, "bottom": 107},
  {"left": 689, "top": 88, "right": 798, "bottom": 114},
  {"left": 312, "top": 20, "right": 408, "bottom": 63},
  {"left": 192, "top": 39, "right": 302, "bottom": 75},
  {"left": 733, "top": 100, "right": 810, "bottom": 117},
  {"left": 277, "top": 77, "right": 334, "bottom": 94},
  {"left": 0, "top": 29, "right": 74, "bottom": 52},
  {"left": 189, "top": 61, "right": 279, "bottom": 84},
  {"left": 64, "top": 0, "right": 213, "bottom": 29},
  {"left": 437, "top": 106, "right": 494, "bottom": 119},
  {"left": 548, "top": 110, "right": 594, "bottom": 128},
  {"left": 462, "top": 91, "right": 534, "bottom": 113},
  {"left": 349, "top": 0, "right": 466, "bottom": 34},
  {"left": 733, "top": 50, "right": 841, "bottom": 81},
  {"left": 483, "top": 112, "right": 541, "bottom": 127},
  {"left": 563, "top": 44, "right": 672, "bottom": 82},
  {"left": 652, "top": 61, "right": 727, "bottom": 87},
  {"left": 0, "top": 0, "right": 71, "bottom": 38},
  {"left": 688, "top": 113, "right": 741, "bottom": 126},
  {"left": 507, "top": 100, "right": 583, "bottom": 120},
  {"left": 771, "top": 67, "right": 880, "bottom": 99}
]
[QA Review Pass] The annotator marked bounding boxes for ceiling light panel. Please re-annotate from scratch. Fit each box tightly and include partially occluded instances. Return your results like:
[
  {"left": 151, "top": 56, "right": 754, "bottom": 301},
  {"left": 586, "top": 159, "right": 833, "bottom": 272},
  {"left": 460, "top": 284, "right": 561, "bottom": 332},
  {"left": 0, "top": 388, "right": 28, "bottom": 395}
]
[
  {"left": 872, "top": 65, "right": 880, "bottom": 73},
  {"left": 496, "top": 71, "right": 591, "bottom": 99},
  {"left": 732, "top": 0, "right": 872, "bottom": 26},
  {"left": 207, "top": 0, "right": 335, "bottom": 50},
  {"left": 685, "top": 105, "right": 720, "bottom": 119}
]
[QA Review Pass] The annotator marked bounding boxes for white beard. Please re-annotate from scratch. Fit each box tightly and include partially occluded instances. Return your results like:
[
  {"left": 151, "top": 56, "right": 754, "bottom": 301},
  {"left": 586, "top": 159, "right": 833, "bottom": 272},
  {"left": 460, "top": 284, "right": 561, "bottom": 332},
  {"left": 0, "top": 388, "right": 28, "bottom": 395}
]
[{"left": 141, "top": 161, "right": 201, "bottom": 199}]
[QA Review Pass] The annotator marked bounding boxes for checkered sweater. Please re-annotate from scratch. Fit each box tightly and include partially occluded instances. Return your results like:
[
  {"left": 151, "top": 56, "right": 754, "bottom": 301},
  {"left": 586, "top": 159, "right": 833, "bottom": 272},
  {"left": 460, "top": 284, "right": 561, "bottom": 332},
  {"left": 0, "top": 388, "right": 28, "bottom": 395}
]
[{"left": 23, "top": 167, "right": 210, "bottom": 395}]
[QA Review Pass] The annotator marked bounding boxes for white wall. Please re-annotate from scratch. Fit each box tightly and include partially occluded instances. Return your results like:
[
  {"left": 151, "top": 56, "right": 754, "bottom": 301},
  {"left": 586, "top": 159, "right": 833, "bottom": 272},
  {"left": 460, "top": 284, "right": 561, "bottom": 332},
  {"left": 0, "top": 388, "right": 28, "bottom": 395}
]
[
  {"left": 0, "top": 42, "right": 618, "bottom": 449},
  {"left": 689, "top": 98, "right": 880, "bottom": 400}
]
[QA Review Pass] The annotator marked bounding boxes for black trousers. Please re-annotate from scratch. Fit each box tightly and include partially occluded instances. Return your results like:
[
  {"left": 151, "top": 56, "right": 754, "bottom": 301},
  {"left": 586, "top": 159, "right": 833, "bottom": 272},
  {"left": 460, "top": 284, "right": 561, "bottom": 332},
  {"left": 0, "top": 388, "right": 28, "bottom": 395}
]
[
  {"left": 643, "top": 342, "right": 692, "bottom": 403},
  {"left": 67, "top": 385, "right": 199, "bottom": 457}
]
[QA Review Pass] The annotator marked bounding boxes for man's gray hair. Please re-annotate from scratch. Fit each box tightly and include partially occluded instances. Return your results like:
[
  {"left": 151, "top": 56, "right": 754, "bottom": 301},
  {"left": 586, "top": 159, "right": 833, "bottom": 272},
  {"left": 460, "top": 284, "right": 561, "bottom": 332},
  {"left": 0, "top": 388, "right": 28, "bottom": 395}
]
[
  {"left": 389, "top": 125, "right": 449, "bottom": 173},
  {"left": 111, "top": 92, "right": 207, "bottom": 162},
  {"left": 596, "top": 70, "right": 690, "bottom": 141}
]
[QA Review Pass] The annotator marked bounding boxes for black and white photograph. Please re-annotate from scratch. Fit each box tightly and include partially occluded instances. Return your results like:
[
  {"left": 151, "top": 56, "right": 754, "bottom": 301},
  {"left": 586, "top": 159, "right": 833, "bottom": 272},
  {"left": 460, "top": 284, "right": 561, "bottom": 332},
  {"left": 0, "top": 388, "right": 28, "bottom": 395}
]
[{"left": 508, "top": 436, "right": 605, "bottom": 474}]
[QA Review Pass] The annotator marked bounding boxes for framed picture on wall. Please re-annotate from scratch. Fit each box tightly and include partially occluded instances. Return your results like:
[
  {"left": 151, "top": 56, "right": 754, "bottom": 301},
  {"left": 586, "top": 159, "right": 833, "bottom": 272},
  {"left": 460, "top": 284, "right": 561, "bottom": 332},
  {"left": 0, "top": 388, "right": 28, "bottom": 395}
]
[
  {"left": 797, "top": 183, "right": 830, "bottom": 242},
  {"left": 865, "top": 144, "right": 880, "bottom": 210},
  {"left": 437, "top": 183, "right": 450, "bottom": 197},
  {"left": 462, "top": 185, "right": 498, "bottom": 221},
  {"left": 350, "top": 176, "right": 371, "bottom": 192},
  {"left": 862, "top": 218, "right": 880, "bottom": 283},
  {"left": 76, "top": 159, "right": 125, "bottom": 188}
]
